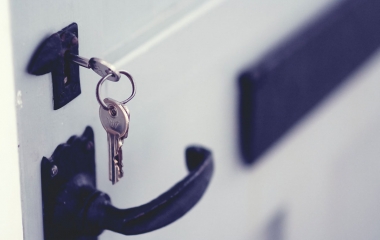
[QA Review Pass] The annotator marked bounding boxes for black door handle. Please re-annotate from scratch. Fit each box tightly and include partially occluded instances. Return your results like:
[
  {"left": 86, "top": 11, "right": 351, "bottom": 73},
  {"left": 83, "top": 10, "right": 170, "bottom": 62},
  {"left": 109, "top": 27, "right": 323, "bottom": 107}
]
[{"left": 41, "top": 127, "right": 214, "bottom": 239}]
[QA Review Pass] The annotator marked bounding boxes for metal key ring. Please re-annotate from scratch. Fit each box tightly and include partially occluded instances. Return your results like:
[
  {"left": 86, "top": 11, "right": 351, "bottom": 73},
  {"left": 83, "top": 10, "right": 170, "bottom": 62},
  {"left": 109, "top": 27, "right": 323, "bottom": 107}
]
[{"left": 96, "top": 70, "right": 136, "bottom": 109}]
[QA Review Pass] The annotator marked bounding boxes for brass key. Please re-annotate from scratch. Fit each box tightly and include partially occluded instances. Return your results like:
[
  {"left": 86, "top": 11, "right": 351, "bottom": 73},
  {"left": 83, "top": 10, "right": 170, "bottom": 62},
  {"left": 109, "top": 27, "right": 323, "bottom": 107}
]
[{"left": 99, "top": 98, "right": 130, "bottom": 184}]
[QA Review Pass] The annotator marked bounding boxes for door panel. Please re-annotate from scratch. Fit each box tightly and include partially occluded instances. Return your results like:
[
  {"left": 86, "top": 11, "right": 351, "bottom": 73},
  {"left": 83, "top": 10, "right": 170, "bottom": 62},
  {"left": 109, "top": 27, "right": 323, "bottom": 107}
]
[{"left": 11, "top": 0, "right": 380, "bottom": 239}]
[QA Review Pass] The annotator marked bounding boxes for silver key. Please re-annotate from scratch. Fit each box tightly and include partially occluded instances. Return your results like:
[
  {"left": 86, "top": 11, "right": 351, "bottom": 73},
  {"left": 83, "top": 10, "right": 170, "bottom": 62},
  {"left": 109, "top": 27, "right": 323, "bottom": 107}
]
[
  {"left": 99, "top": 98, "right": 130, "bottom": 184},
  {"left": 68, "top": 53, "right": 121, "bottom": 82}
]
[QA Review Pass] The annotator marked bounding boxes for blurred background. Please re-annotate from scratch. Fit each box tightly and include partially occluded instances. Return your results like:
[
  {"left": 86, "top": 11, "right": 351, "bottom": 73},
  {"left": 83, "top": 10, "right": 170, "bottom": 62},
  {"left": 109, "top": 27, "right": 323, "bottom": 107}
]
[{"left": 2, "top": 0, "right": 380, "bottom": 239}]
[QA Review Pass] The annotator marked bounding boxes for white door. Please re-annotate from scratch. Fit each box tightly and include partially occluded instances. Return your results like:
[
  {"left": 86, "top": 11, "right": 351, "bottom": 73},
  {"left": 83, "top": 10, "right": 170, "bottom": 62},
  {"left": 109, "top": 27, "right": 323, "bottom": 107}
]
[{"left": 3, "top": 0, "right": 380, "bottom": 239}]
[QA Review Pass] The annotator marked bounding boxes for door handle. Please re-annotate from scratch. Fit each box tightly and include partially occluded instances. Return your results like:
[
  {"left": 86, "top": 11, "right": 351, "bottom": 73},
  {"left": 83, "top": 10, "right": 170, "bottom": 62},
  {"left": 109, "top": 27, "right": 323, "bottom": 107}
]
[{"left": 41, "top": 127, "right": 213, "bottom": 239}]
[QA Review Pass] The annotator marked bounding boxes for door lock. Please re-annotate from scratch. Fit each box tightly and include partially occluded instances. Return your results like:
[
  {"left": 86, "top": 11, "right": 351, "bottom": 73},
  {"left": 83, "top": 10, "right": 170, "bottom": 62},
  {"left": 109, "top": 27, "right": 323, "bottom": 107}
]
[{"left": 28, "top": 23, "right": 121, "bottom": 110}]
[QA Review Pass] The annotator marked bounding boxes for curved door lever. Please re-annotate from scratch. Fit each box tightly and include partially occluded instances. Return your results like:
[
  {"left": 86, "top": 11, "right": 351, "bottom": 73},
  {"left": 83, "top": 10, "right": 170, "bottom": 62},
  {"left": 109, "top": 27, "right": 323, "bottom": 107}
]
[{"left": 41, "top": 127, "right": 214, "bottom": 239}]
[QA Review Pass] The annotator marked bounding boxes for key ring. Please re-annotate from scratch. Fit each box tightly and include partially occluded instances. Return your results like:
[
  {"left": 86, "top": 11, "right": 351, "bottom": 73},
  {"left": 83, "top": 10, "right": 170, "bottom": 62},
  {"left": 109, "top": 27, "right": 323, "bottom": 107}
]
[{"left": 96, "top": 70, "right": 136, "bottom": 110}]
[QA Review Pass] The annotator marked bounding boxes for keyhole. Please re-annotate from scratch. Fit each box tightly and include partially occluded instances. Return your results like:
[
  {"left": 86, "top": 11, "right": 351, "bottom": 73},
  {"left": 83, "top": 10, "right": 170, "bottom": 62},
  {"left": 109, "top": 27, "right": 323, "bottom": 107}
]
[{"left": 64, "top": 51, "right": 71, "bottom": 86}]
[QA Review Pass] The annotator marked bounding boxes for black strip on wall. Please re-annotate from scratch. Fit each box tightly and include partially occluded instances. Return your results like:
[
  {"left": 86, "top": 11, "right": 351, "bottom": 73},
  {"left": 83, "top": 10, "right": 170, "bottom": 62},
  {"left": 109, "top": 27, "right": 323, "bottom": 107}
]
[{"left": 239, "top": 0, "right": 380, "bottom": 164}]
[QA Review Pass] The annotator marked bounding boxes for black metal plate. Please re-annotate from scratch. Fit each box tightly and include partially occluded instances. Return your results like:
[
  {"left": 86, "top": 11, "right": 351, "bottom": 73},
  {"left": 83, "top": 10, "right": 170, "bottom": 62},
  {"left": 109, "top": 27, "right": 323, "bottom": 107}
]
[
  {"left": 28, "top": 23, "right": 81, "bottom": 110},
  {"left": 239, "top": 0, "right": 380, "bottom": 164},
  {"left": 41, "top": 127, "right": 97, "bottom": 240}
]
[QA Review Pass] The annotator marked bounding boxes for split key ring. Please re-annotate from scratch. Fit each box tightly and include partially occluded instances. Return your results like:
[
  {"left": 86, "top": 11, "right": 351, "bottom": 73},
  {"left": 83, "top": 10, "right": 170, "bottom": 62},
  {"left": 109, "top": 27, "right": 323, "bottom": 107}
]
[{"left": 96, "top": 70, "right": 136, "bottom": 109}]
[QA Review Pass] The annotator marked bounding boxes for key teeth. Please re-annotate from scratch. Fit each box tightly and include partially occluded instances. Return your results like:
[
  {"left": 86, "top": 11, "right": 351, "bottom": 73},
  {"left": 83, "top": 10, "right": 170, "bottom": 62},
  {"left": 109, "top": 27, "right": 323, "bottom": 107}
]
[
  {"left": 119, "top": 167, "right": 124, "bottom": 178},
  {"left": 116, "top": 161, "right": 123, "bottom": 179},
  {"left": 115, "top": 165, "right": 121, "bottom": 181},
  {"left": 114, "top": 154, "right": 123, "bottom": 181},
  {"left": 116, "top": 145, "right": 123, "bottom": 179}
]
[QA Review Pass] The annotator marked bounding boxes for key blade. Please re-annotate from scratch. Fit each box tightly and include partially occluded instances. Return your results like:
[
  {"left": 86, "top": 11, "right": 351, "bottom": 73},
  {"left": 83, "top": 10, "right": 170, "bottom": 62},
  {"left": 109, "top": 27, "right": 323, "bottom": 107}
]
[{"left": 107, "top": 133, "right": 119, "bottom": 184}]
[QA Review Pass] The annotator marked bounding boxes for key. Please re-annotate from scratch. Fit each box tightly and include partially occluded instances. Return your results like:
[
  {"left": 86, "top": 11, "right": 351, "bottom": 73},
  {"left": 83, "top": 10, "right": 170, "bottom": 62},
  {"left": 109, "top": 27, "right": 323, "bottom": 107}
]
[
  {"left": 99, "top": 98, "right": 130, "bottom": 184},
  {"left": 99, "top": 98, "right": 129, "bottom": 184},
  {"left": 68, "top": 53, "right": 121, "bottom": 82}
]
